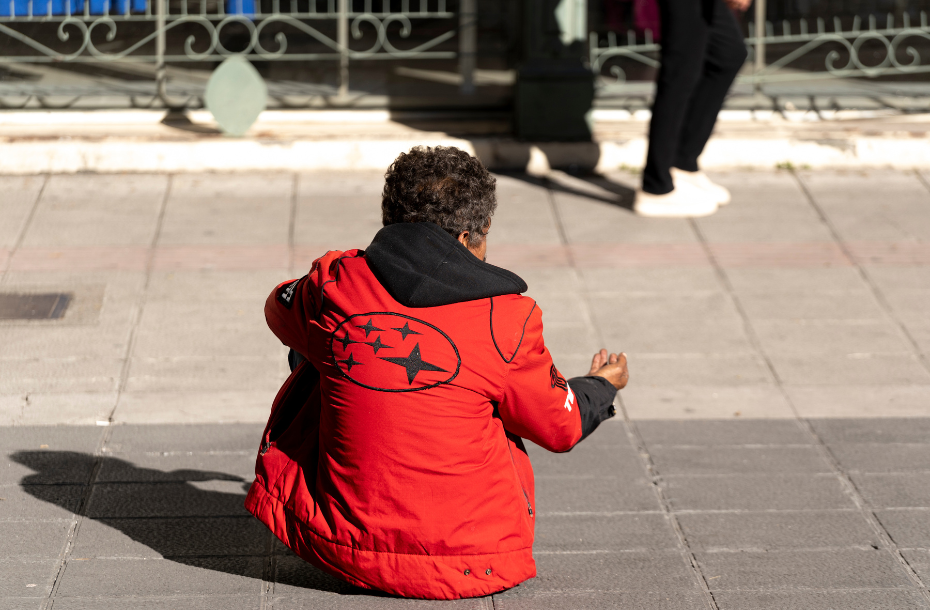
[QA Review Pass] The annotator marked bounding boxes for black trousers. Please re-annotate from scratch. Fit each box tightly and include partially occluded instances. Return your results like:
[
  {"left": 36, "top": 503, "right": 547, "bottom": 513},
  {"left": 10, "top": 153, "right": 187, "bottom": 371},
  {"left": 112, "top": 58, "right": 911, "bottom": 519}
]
[{"left": 642, "top": 0, "right": 748, "bottom": 195}]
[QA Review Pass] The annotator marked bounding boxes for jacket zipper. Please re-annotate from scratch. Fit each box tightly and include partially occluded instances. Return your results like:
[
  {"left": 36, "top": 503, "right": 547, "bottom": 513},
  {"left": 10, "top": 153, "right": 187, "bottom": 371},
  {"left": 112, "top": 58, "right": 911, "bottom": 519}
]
[{"left": 506, "top": 441, "right": 533, "bottom": 516}]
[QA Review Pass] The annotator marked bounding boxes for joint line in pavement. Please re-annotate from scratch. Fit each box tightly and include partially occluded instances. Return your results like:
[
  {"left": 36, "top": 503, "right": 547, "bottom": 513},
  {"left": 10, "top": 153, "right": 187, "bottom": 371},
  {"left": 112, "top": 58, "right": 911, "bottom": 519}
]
[{"left": 0, "top": 173, "right": 49, "bottom": 287}]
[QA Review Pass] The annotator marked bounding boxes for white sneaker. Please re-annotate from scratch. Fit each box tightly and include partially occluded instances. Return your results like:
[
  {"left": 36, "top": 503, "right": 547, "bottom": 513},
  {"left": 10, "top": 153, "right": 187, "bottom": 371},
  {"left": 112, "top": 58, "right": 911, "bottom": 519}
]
[
  {"left": 671, "top": 168, "right": 731, "bottom": 206},
  {"left": 634, "top": 182, "right": 719, "bottom": 218}
]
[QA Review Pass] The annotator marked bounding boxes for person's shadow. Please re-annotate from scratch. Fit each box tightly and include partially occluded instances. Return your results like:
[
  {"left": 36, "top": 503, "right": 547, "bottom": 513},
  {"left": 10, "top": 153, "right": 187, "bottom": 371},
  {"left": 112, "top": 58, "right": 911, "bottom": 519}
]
[{"left": 11, "top": 450, "right": 379, "bottom": 596}]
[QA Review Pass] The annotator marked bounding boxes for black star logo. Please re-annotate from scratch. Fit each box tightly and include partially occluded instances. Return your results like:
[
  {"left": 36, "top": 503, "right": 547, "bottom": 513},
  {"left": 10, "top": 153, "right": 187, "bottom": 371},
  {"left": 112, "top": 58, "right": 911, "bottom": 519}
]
[
  {"left": 379, "top": 343, "right": 447, "bottom": 385},
  {"left": 338, "top": 353, "right": 362, "bottom": 373},
  {"left": 392, "top": 322, "right": 422, "bottom": 341},
  {"left": 364, "top": 335, "right": 392, "bottom": 354},
  {"left": 336, "top": 334, "right": 357, "bottom": 351},
  {"left": 356, "top": 318, "right": 384, "bottom": 337}
]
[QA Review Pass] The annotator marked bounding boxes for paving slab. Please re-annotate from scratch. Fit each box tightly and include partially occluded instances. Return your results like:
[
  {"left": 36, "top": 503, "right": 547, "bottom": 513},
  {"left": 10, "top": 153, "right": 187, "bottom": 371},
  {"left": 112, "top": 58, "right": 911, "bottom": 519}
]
[
  {"left": 829, "top": 443, "right": 930, "bottom": 473},
  {"left": 875, "top": 510, "right": 930, "bottom": 548},
  {"left": 852, "top": 473, "right": 930, "bottom": 508},
  {"left": 0, "top": 175, "right": 44, "bottom": 249},
  {"left": 648, "top": 445, "right": 832, "bottom": 475},
  {"left": 621, "top": 385, "right": 796, "bottom": 420},
  {"left": 810, "top": 418, "right": 930, "bottom": 444},
  {"left": 0, "top": 483, "right": 85, "bottom": 521},
  {"left": 712, "top": 589, "right": 930, "bottom": 610},
  {"left": 86, "top": 482, "right": 251, "bottom": 518},
  {"left": 0, "top": 558, "right": 60, "bottom": 597},
  {"left": 533, "top": 513, "right": 679, "bottom": 552},
  {"left": 790, "top": 387, "right": 930, "bottom": 418},
  {"left": 55, "top": 557, "right": 264, "bottom": 597},
  {"left": 0, "top": 520, "right": 71, "bottom": 558},
  {"left": 902, "top": 549, "right": 930, "bottom": 581},
  {"left": 493, "top": 591, "right": 706, "bottom": 609},
  {"left": 697, "top": 548, "right": 916, "bottom": 590},
  {"left": 501, "top": 551, "right": 698, "bottom": 593},
  {"left": 661, "top": 473, "right": 855, "bottom": 511},
  {"left": 677, "top": 510, "right": 880, "bottom": 551},
  {"left": 71, "top": 516, "right": 267, "bottom": 558},
  {"left": 51, "top": 596, "right": 262, "bottom": 610},
  {"left": 635, "top": 419, "right": 811, "bottom": 447},
  {"left": 104, "top": 423, "right": 263, "bottom": 454}
]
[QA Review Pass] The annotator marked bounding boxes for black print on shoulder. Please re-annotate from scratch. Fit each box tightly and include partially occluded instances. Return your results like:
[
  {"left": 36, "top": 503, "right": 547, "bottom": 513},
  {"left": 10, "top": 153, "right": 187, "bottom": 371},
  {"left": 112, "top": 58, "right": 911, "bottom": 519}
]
[
  {"left": 277, "top": 279, "right": 301, "bottom": 309},
  {"left": 550, "top": 365, "right": 568, "bottom": 391},
  {"left": 329, "top": 312, "right": 461, "bottom": 393}
]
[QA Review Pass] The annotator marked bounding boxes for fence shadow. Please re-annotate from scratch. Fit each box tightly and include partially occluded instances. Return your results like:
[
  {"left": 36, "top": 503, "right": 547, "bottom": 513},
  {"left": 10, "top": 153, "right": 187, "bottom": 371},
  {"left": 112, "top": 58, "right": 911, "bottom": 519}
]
[{"left": 10, "top": 450, "right": 384, "bottom": 596}]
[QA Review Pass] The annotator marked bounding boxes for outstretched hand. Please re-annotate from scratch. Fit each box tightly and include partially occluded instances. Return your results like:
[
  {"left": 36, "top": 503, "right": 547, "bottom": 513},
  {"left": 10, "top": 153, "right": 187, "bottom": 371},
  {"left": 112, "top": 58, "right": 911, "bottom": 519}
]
[{"left": 587, "top": 349, "right": 629, "bottom": 390}]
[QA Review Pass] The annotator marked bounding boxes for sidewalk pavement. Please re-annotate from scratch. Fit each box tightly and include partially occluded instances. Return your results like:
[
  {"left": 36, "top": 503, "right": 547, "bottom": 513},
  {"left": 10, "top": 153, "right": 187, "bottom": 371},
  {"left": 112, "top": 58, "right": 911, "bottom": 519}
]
[
  {"left": 3, "top": 109, "right": 930, "bottom": 174},
  {"left": 1, "top": 168, "right": 929, "bottom": 609}
]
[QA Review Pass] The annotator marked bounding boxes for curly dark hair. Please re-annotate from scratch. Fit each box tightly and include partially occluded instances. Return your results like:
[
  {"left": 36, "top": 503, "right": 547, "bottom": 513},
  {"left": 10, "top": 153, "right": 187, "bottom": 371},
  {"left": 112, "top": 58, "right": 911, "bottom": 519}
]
[{"left": 381, "top": 146, "right": 497, "bottom": 247}]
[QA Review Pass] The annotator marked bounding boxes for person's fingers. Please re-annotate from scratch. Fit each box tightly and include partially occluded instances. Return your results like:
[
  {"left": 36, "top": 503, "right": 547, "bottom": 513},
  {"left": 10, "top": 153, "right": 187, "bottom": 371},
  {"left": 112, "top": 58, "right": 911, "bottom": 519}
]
[
  {"left": 588, "top": 349, "right": 607, "bottom": 374},
  {"left": 608, "top": 352, "right": 619, "bottom": 365}
]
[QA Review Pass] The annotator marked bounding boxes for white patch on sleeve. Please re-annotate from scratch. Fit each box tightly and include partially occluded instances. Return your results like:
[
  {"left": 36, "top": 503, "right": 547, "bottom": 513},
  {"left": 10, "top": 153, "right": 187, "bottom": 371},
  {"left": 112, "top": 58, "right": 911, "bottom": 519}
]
[{"left": 563, "top": 385, "right": 575, "bottom": 412}]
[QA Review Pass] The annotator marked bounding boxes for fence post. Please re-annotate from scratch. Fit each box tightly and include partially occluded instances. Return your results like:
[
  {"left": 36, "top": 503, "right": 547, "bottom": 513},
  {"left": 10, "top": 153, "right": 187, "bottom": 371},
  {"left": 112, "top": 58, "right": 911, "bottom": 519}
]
[
  {"left": 459, "top": 0, "right": 476, "bottom": 94},
  {"left": 155, "top": 0, "right": 167, "bottom": 101},
  {"left": 754, "top": 0, "right": 765, "bottom": 91},
  {"left": 338, "top": 0, "right": 349, "bottom": 97}
]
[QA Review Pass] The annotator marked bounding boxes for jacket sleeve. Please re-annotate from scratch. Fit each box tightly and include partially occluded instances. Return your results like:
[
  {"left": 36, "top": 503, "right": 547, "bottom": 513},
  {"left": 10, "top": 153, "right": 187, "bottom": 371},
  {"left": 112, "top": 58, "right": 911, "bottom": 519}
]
[
  {"left": 264, "top": 250, "right": 344, "bottom": 358},
  {"left": 495, "top": 301, "right": 617, "bottom": 453}
]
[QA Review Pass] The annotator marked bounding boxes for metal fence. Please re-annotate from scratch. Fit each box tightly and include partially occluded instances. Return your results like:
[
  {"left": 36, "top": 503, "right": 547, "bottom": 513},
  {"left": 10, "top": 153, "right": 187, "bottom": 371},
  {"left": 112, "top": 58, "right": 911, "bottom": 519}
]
[
  {"left": 0, "top": 0, "right": 475, "bottom": 106},
  {"left": 590, "top": 0, "right": 930, "bottom": 93}
]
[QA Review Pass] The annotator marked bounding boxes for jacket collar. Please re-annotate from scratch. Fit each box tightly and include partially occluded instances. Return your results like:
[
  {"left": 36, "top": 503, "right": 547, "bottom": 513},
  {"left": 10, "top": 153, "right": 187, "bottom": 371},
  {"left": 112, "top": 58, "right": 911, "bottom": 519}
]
[{"left": 364, "top": 222, "right": 527, "bottom": 308}]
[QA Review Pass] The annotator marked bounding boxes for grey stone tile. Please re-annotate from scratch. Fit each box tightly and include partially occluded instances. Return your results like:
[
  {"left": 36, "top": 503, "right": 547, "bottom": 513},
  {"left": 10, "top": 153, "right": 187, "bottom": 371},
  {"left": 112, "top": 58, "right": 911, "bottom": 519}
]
[
  {"left": 698, "top": 548, "right": 914, "bottom": 590},
  {"left": 0, "top": 426, "right": 102, "bottom": 453},
  {"left": 534, "top": 513, "right": 679, "bottom": 552},
  {"left": 752, "top": 320, "right": 914, "bottom": 355},
  {"left": 635, "top": 420, "right": 810, "bottom": 447},
  {"left": 699, "top": 216, "right": 835, "bottom": 243},
  {"left": 105, "top": 424, "right": 263, "bottom": 454},
  {"left": 23, "top": 174, "right": 167, "bottom": 248},
  {"left": 3, "top": 449, "right": 97, "bottom": 486},
  {"left": 553, "top": 192, "right": 698, "bottom": 245},
  {"left": 0, "top": 520, "right": 70, "bottom": 558},
  {"left": 678, "top": 511, "right": 879, "bottom": 551},
  {"left": 294, "top": 195, "right": 383, "bottom": 250},
  {"left": 770, "top": 353, "right": 930, "bottom": 386},
  {"left": 534, "top": 474, "right": 661, "bottom": 514},
  {"left": 503, "top": 551, "right": 698, "bottom": 593},
  {"left": 125, "top": 357, "right": 286, "bottom": 394},
  {"left": 525, "top": 442, "right": 643, "bottom": 478},
  {"left": 623, "top": 385, "right": 796, "bottom": 420},
  {"left": 0, "top": 484, "right": 84, "bottom": 521},
  {"left": 160, "top": 174, "right": 292, "bottom": 246},
  {"left": 876, "top": 510, "right": 930, "bottom": 548},
  {"left": 625, "top": 354, "right": 774, "bottom": 387},
  {"left": 864, "top": 265, "right": 930, "bottom": 293},
  {"left": 52, "top": 596, "right": 262, "bottom": 610},
  {"left": 0, "top": 358, "right": 124, "bottom": 395},
  {"left": 270, "top": 593, "right": 487, "bottom": 609},
  {"left": 852, "top": 473, "right": 930, "bottom": 508},
  {"left": 0, "top": 598, "right": 44, "bottom": 610},
  {"left": 490, "top": 180, "right": 562, "bottom": 246},
  {"left": 493, "top": 591, "right": 706, "bottom": 610},
  {"left": 96, "top": 452, "right": 256, "bottom": 483},
  {"left": 725, "top": 268, "right": 868, "bottom": 293},
  {"left": 86, "top": 482, "right": 251, "bottom": 518},
  {"left": 663, "top": 474, "right": 854, "bottom": 511},
  {"left": 713, "top": 589, "right": 930, "bottom": 610},
  {"left": 830, "top": 443, "right": 930, "bottom": 473},
  {"left": 273, "top": 553, "right": 356, "bottom": 595},
  {"left": 902, "top": 549, "right": 930, "bottom": 581},
  {"left": 55, "top": 557, "right": 263, "bottom": 597},
  {"left": 737, "top": 291, "right": 887, "bottom": 321},
  {"left": 0, "top": 175, "right": 44, "bottom": 248},
  {"left": 790, "top": 387, "right": 930, "bottom": 418},
  {"left": 591, "top": 293, "right": 754, "bottom": 354},
  {"left": 0, "top": 559, "right": 58, "bottom": 596},
  {"left": 811, "top": 418, "right": 930, "bottom": 444},
  {"left": 146, "top": 270, "right": 284, "bottom": 305},
  {"left": 649, "top": 446, "right": 832, "bottom": 475},
  {"left": 580, "top": 267, "right": 723, "bottom": 294},
  {"left": 71, "top": 516, "right": 267, "bottom": 558}
]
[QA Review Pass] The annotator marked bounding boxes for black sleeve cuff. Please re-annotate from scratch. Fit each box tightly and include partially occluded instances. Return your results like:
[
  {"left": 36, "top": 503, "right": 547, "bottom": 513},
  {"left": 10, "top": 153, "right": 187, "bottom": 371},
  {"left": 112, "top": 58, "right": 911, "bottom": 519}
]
[{"left": 568, "top": 376, "right": 618, "bottom": 443}]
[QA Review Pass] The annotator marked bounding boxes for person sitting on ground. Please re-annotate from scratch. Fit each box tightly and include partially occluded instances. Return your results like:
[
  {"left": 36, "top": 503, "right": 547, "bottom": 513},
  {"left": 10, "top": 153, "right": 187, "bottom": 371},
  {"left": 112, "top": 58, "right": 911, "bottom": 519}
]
[{"left": 245, "top": 145, "right": 629, "bottom": 600}]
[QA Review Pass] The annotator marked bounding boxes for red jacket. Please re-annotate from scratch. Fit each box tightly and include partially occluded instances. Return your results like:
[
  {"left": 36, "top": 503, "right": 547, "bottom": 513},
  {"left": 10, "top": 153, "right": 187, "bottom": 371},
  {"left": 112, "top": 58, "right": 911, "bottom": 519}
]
[{"left": 245, "top": 222, "right": 616, "bottom": 599}]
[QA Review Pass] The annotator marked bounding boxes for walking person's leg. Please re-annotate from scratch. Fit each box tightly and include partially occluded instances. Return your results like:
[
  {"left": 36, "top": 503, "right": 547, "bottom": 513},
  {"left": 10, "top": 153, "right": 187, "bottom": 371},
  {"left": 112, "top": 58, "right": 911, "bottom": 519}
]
[
  {"left": 636, "top": 0, "right": 719, "bottom": 217},
  {"left": 670, "top": 0, "right": 748, "bottom": 204}
]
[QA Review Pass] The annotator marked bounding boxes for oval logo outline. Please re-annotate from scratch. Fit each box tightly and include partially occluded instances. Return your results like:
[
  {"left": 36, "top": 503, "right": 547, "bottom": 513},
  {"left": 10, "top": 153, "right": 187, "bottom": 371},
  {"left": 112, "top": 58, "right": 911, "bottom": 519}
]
[{"left": 329, "top": 311, "right": 461, "bottom": 393}]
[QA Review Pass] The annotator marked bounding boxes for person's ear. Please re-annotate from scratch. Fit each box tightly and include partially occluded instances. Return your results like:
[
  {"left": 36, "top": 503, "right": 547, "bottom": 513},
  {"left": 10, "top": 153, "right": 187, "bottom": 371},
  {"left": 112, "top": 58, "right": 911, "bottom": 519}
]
[{"left": 456, "top": 231, "right": 470, "bottom": 247}]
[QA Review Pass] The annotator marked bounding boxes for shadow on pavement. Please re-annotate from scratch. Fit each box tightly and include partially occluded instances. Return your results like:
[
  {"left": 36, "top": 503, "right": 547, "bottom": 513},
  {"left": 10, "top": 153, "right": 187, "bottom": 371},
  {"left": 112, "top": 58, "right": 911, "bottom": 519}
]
[
  {"left": 11, "top": 450, "right": 382, "bottom": 597},
  {"left": 498, "top": 170, "right": 637, "bottom": 211}
]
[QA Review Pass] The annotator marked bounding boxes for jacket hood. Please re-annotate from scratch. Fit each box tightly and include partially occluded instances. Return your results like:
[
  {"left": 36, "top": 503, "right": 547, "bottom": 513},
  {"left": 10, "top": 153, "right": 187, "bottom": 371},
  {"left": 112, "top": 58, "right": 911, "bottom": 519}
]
[{"left": 364, "top": 222, "right": 528, "bottom": 308}]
